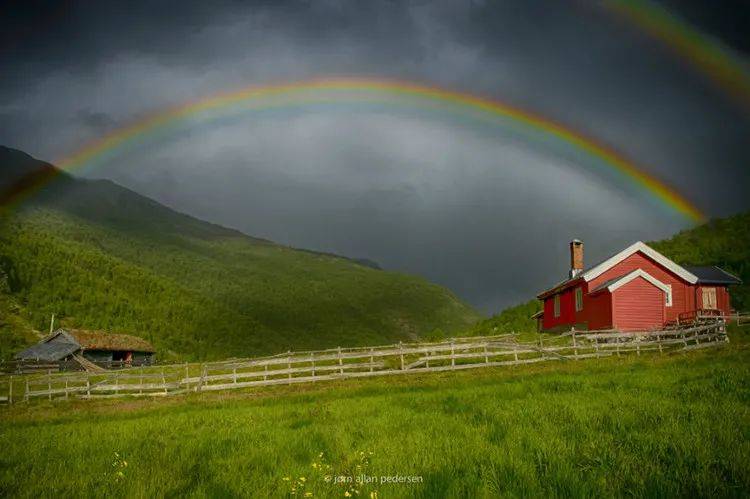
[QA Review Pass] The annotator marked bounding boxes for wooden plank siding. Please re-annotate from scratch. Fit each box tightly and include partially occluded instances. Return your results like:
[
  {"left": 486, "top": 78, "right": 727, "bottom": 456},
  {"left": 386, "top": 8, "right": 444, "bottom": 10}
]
[
  {"left": 586, "top": 252, "right": 693, "bottom": 324},
  {"left": 612, "top": 276, "right": 665, "bottom": 331}
]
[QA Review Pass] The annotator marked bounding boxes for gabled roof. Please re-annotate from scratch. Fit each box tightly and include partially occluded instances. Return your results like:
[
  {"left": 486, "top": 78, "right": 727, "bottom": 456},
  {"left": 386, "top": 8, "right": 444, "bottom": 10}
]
[
  {"left": 14, "top": 335, "right": 80, "bottom": 361},
  {"left": 536, "top": 276, "right": 584, "bottom": 299},
  {"left": 581, "top": 241, "right": 697, "bottom": 284},
  {"left": 683, "top": 266, "right": 742, "bottom": 285},
  {"left": 590, "top": 269, "right": 672, "bottom": 298},
  {"left": 15, "top": 329, "right": 155, "bottom": 360},
  {"left": 537, "top": 241, "right": 697, "bottom": 299},
  {"left": 62, "top": 329, "right": 155, "bottom": 353}
]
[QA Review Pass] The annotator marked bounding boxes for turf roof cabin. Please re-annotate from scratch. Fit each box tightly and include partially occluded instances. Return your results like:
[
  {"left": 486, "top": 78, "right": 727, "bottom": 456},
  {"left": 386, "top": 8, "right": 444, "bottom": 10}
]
[
  {"left": 536, "top": 240, "right": 741, "bottom": 332},
  {"left": 15, "top": 328, "right": 155, "bottom": 365}
]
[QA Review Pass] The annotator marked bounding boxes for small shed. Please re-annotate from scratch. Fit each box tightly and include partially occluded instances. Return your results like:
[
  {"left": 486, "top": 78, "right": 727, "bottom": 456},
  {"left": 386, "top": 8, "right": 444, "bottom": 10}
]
[{"left": 15, "top": 328, "right": 155, "bottom": 365}]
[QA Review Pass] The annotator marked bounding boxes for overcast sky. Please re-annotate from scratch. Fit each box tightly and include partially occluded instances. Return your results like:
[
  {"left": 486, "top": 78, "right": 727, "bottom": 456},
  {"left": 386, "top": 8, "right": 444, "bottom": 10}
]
[{"left": 2, "top": 0, "right": 749, "bottom": 314}]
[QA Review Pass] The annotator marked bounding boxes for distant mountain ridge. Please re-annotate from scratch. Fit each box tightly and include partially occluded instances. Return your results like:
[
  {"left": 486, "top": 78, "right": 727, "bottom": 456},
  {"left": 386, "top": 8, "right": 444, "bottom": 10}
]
[{"left": 0, "top": 146, "right": 480, "bottom": 360}]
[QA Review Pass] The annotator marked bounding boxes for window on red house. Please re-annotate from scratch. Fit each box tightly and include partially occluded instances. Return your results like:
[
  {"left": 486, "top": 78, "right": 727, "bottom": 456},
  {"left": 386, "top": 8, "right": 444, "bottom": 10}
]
[
  {"left": 575, "top": 287, "right": 583, "bottom": 312},
  {"left": 553, "top": 294, "right": 560, "bottom": 317}
]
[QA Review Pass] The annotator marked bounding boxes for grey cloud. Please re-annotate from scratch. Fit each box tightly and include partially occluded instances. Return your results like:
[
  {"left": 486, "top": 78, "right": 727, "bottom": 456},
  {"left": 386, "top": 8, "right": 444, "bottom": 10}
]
[{"left": 1, "top": 0, "right": 749, "bottom": 313}]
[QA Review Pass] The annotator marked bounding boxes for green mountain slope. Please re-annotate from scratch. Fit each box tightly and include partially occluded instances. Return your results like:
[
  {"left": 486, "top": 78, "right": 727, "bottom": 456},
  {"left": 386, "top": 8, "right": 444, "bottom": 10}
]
[
  {"left": 0, "top": 147, "right": 480, "bottom": 360},
  {"left": 471, "top": 212, "right": 750, "bottom": 335},
  {"left": 650, "top": 211, "right": 750, "bottom": 312}
]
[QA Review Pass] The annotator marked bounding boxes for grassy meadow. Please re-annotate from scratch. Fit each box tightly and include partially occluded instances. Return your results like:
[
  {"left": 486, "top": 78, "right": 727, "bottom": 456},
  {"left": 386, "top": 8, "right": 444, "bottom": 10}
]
[{"left": 1, "top": 326, "right": 748, "bottom": 498}]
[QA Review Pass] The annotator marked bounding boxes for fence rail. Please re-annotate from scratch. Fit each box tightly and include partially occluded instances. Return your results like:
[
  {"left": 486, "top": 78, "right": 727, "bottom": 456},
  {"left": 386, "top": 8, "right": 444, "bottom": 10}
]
[
  {"left": 0, "top": 358, "right": 160, "bottom": 375},
  {"left": 0, "top": 323, "right": 730, "bottom": 405}
]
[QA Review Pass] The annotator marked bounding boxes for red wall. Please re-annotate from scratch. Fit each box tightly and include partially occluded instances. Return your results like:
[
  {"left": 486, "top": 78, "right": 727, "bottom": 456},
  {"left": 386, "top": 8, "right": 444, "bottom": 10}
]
[
  {"left": 542, "top": 285, "right": 577, "bottom": 330},
  {"left": 696, "top": 285, "right": 732, "bottom": 314},
  {"left": 587, "top": 252, "right": 695, "bottom": 323},
  {"left": 541, "top": 251, "right": 735, "bottom": 331},
  {"left": 612, "top": 276, "right": 665, "bottom": 331},
  {"left": 584, "top": 287, "right": 613, "bottom": 330}
]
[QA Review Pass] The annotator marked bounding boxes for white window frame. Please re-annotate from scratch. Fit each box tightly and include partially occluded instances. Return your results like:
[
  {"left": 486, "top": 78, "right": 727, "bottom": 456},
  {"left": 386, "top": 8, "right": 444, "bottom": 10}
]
[
  {"left": 575, "top": 287, "right": 583, "bottom": 312},
  {"left": 553, "top": 294, "right": 560, "bottom": 318},
  {"left": 665, "top": 285, "right": 672, "bottom": 307}
]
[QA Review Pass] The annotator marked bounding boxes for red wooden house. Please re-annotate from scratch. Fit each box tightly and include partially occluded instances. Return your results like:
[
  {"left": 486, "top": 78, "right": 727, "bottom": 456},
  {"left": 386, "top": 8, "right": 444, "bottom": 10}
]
[{"left": 536, "top": 240, "right": 741, "bottom": 332}]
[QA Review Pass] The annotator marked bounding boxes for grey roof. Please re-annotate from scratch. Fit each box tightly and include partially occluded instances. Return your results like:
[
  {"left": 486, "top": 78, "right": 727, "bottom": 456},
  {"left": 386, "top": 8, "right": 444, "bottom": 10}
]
[
  {"left": 589, "top": 273, "right": 630, "bottom": 294},
  {"left": 15, "top": 335, "right": 80, "bottom": 361},
  {"left": 15, "top": 328, "right": 156, "bottom": 361},
  {"left": 684, "top": 266, "right": 742, "bottom": 285}
]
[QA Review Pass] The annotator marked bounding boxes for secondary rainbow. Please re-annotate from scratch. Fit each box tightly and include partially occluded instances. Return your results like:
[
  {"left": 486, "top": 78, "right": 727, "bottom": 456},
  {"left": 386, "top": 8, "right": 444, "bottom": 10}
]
[
  {"left": 606, "top": 0, "right": 750, "bottom": 110},
  {"left": 30, "top": 77, "right": 704, "bottom": 223}
]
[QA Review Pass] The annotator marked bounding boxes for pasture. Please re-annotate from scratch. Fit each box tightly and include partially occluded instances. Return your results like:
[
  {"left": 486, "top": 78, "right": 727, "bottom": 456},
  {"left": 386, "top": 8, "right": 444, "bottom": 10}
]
[{"left": 0, "top": 327, "right": 748, "bottom": 498}]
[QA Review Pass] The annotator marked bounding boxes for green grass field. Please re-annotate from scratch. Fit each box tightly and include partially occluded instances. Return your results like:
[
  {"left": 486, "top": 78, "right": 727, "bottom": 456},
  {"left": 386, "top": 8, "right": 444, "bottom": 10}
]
[{"left": 1, "top": 326, "right": 748, "bottom": 498}]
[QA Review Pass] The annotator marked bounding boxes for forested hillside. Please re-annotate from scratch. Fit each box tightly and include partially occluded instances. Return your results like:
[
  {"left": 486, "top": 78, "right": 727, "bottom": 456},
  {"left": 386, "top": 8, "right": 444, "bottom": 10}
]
[
  {"left": 0, "top": 147, "right": 480, "bottom": 360},
  {"left": 650, "top": 211, "right": 749, "bottom": 312}
]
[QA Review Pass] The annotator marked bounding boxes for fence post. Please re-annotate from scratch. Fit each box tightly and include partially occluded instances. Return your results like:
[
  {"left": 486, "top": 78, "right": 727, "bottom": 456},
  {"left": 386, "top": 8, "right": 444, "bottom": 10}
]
[
  {"left": 198, "top": 364, "right": 206, "bottom": 392},
  {"left": 288, "top": 357, "right": 292, "bottom": 385},
  {"left": 657, "top": 333, "right": 662, "bottom": 354},
  {"left": 369, "top": 348, "right": 374, "bottom": 373},
  {"left": 232, "top": 367, "right": 237, "bottom": 385},
  {"left": 184, "top": 362, "right": 189, "bottom": 382},
  {"left": 114, "top": 373, "right": 119, "bottom": 396},
  {"left": 162, "top": 368, "right": 167, "bottom": 394},
  {"left": 47, "top": 370, "right": 52, "bottom": 401},
  {"left": 86, "top": 377, "right": 91, "bottom": 398},
  {"left": 484, "top": 343, "right": 489, "bottom": 364},
  {"left": 8, "top": 375, "right": 13, "bottom": 405},
  {"left": 338, "top": 347, "right": 344, "bottom": 375},
  {"left": 64, "top": 379, "right": 69, "bottom": 400},
  {"left": 264, "top": 364, "right": 268, "bottom": 381},
  {"left": 311, "top": 353, "right": 316, "bottom": 382},
  {"left": 448, "top": 339, "right": 455, "bottom": 369},
  {"left": 400, "top": 342, "right": 405, "bottom": 370},
  {"left": 24, "top": 378, "right": 29, "bottom": 403},
  {"left": 571, "top": 328, "right": 578, "bottom": 360}
]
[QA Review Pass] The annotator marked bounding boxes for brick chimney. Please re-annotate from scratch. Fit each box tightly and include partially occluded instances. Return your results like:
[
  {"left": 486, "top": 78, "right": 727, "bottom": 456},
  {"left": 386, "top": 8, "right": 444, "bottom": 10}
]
[{"left": 569, "top": 239, "right": 584, "bottom": 278}]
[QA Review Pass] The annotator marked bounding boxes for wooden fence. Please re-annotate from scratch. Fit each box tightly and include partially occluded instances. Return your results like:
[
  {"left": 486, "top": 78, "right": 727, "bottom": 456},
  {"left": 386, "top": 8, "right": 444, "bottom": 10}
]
[
  {"left": 0, "top": 323, "right": 729, "bottom": 405},
  {"left": 0, "top": 357, "right": 158, "bottom": 375}
]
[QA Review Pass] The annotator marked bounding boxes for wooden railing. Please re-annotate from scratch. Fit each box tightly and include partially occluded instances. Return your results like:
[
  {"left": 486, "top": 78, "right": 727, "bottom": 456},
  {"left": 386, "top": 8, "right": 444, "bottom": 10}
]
[
  {"left": 0, "top": 358, "right": 157, "bottom": 375},
  {"left": 0, "top": 324, "right": 730, "bottom": 405},
  {"left": 676, "top": 308, "right": 724, "bottom": 324}
]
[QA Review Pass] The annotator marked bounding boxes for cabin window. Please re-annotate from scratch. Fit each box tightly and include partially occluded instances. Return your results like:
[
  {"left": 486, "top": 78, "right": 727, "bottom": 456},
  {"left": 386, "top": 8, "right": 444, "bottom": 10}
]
[
  {"left": 575, "top": 287, "right": 583, "bottom": 312},
  {"left": 665, "top": 285, "right": 672, "bottom": 307},
  {"left": 702, "top": 287, "right": 717, "bottom": 309},
  {"left": 553, "top": 294, "right": 560, "bottom": 318}
]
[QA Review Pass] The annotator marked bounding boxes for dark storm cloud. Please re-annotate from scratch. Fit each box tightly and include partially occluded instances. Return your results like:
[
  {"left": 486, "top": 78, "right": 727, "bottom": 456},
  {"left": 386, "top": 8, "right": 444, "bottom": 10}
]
[{"left": 1, "top": 0, "right": 749, "bottom": 313}]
